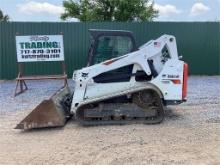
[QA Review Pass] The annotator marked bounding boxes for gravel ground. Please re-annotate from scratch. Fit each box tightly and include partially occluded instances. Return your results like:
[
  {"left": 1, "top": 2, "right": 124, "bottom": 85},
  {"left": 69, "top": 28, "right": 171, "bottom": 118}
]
[{"left": 0, "top": 76, "right": 220, "bottom": 165}]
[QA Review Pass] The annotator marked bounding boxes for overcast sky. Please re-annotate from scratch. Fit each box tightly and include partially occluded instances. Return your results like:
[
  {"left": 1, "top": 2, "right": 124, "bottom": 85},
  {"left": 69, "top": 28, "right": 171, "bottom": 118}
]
[{"left": 0, "top": 0, "right": 219, "bottom": 22}]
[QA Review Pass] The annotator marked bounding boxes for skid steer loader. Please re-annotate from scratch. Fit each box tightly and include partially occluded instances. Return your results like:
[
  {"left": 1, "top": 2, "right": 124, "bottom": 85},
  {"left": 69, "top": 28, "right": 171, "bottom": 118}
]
[{"left": 15, "top": 29, "right": 188, "bottom": 129}]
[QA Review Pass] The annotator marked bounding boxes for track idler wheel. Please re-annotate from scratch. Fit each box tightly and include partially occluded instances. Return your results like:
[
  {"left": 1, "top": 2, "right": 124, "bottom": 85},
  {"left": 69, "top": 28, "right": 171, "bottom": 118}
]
[{"left": 132, "top": 89, "right": 164, "bottom": 124}]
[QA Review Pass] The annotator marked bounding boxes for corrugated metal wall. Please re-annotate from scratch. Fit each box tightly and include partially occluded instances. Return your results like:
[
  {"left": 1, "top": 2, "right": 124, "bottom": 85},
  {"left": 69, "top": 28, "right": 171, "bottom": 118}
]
[{"left": 0, "top": 22, "right": 219, "bottom": 79}]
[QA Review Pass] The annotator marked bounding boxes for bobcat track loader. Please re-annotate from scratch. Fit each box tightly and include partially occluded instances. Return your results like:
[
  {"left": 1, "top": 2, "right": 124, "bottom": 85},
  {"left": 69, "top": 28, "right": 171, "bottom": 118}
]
[{"left": 15, "top": 29, "right": 188, "bottom": 129}]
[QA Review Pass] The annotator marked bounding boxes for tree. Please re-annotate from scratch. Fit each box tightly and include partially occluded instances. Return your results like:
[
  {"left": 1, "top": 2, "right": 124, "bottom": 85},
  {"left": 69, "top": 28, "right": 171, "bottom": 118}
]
[
  {"left": 0, "top": 9, "right": 9, "bottom": 22},
  {"left": 61, "top": 0, "right": 158, "bottom": 22}
]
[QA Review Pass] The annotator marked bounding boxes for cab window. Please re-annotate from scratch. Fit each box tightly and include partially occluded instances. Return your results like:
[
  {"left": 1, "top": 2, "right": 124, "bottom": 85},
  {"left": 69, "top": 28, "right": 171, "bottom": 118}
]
[{"left": 94, "top": 36, "right": 133, "bottom": 64}]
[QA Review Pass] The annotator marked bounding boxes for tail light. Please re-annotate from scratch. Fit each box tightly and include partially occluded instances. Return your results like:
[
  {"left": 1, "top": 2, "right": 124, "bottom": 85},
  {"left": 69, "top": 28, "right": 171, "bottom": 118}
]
[
  {"left": 182, "top": 63, "right": 188, "bottom": 100},
  {"left": 171, "top": 79, "right": 181, "bottom": 84}
]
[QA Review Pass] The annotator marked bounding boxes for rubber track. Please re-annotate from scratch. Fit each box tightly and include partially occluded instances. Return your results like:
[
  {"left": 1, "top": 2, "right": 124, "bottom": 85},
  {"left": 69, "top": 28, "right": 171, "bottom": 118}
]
[
  {"left": 77, "top": 116, "right": 164, "bottom": 126},
  {"left": 75, "top": 90, "right": 165, "bottom": 126}
]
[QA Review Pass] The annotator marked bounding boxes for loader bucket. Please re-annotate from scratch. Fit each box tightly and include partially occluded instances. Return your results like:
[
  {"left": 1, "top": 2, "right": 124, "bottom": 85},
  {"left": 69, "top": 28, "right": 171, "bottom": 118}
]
[{"left": 15, "top": 87, "right": 72, "bottom": 130}]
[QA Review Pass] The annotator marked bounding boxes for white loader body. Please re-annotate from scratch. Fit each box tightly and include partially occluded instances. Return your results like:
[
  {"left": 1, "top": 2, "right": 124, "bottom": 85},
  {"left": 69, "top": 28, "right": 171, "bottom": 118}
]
[{"left": 71, "top": 35, "right": 187, "bottom": 114}]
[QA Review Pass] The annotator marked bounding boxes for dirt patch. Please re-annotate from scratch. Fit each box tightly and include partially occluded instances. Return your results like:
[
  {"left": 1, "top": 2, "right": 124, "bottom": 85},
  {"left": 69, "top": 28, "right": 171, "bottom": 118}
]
[{"left": 0, "top": 77, "right": 220, "bottom": 165}]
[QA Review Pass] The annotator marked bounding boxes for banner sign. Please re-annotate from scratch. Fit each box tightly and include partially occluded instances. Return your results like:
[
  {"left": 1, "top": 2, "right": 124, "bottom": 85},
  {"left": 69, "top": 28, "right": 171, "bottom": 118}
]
[{"left": 16, "top": 35, "right": 64, "bottom": 62}]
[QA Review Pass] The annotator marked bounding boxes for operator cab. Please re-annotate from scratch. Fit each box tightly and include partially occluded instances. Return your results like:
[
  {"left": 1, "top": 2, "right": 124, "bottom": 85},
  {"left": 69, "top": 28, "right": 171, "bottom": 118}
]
[
  {"left": 86, "top": 29, "right": 159, "bottom": 83},
  {"left": 87, "top": 29, "right": 137, "bottom": 83},
  {"left": 87, "top": 29, "right": 137, "bottom": 66}
]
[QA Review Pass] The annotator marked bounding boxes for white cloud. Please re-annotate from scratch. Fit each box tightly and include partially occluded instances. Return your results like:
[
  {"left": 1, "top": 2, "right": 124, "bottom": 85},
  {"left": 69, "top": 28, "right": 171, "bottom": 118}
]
[
  {"left": 64, "top": 18, "right": 80, "bottom": 22},
  {"left": 18, "top": 1, "right": 64, "bottom": 15},
  {"left": 154, "top": 4, "right": 182, "bottom": 17},
  {"left": 190, "top": 3, "right": 210, "bottom": 16}
]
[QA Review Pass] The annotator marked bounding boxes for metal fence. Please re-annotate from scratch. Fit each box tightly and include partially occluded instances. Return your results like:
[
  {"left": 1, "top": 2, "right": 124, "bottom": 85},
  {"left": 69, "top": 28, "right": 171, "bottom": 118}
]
[{"left": 0, "top": 22, "right": 219, "bottom": 79}]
